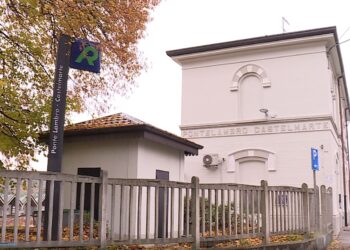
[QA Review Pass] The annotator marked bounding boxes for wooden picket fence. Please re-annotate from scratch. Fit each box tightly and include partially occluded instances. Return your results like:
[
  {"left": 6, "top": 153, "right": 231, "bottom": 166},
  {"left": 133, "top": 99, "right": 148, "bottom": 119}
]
[{"left": 0, "top": 170, "right": 333, "bottom": 249}]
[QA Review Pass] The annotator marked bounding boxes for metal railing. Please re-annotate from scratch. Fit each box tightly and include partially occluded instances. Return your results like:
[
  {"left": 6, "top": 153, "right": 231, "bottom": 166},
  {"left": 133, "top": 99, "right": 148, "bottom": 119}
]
[{"left": 0, "top": 170, "right": 333, "bottom": 248}]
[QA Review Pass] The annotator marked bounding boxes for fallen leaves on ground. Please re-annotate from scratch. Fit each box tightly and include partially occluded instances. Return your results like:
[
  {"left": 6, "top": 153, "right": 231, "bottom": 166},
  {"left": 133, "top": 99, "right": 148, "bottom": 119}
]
[
  {"left": 0, "top": 225, "right": 307, "bottom": 250},
  {"left": 0, "top": 223, "right": 98, "bottom": 242},
  {"left": 327, "top": 240, "right": 344, "bottom": 250},
  {"left": 201, "top": 227, "right": 254, "bottom": 237},
  {"left": 105, "top": 243, "right": 192, "bottom": 250},
  {"left": 216, "top": 237, "right": 262, "bottom": 248},
  {"left": 270, "top": 234, "right": 304, "bottom": 243},
  {"left": 214, "top": 234, "right": 305, "bottom": 248}
]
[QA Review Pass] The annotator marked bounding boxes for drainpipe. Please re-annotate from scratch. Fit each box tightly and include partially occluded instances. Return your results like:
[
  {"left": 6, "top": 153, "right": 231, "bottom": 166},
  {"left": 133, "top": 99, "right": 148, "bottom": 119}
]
[
  {"left": 337, "top": 75, "right": 348, "bottom": 226},
  {"left": 345, "top": 107, "right": 350, "bottom": 219}
]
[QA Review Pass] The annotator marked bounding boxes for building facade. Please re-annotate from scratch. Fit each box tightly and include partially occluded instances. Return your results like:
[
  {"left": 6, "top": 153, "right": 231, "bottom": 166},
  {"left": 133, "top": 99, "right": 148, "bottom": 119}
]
[{"left": 167, "top": 27, "right": 350, "bottom": 234}]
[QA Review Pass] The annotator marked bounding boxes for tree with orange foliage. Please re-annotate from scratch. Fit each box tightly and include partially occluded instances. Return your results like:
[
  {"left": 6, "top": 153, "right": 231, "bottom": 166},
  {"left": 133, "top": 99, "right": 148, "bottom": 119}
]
[{"left": 0, "top": 0, "right": 160, "bottom": 168}]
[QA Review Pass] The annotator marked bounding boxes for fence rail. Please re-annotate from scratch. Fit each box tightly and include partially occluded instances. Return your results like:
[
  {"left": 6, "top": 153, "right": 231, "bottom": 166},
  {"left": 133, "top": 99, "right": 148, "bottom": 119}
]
[
  {"left": 106, "top": 177, "right": 193, "bottom": 245},
  {"left": 0, "top": 170, "right": 333, "bottom": 248},
  {"left": 0, "top": 170, "right": 102, "bottom": 248}
]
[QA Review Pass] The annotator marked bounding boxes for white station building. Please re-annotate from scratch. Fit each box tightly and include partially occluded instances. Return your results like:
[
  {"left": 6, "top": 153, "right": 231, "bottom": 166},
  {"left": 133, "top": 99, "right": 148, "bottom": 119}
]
[{"left": 167, "top": 27, "right": 350, "bottom": 234}]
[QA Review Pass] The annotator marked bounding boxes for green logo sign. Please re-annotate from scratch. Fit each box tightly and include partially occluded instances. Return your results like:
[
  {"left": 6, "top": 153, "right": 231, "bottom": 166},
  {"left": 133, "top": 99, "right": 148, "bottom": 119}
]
[
  {"left": 70, "top": 39, "right": 101, "bottom": 73},
  {"left": 75, "top": 46, "right": 99, "bottom": 66}
]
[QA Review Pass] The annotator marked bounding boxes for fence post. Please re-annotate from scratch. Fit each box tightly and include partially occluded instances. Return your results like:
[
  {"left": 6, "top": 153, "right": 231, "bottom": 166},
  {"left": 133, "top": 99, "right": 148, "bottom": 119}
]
[
  {"left": 261, "top": 180, "right": 270, "bottom": 244},
  {"left": 315, "top": 185, "right": 320, "bottom": 232},
  {"left": 191, "top": 176, "right": 200, "bottom": 250},
  {"left": 327, "top": 187, "right": 333, "bottom": 233},
  {"left": 302, "top": 183, "right": 310, "bottom": 233},
  {"left": 99, "top": 170, "right": 108, "bottom": 247},
  {"left": 320, "top": 185, "right": 326, "bottom": 233},
  {"left": 309, "top": 186, "right": 318, "bottom": 232}
]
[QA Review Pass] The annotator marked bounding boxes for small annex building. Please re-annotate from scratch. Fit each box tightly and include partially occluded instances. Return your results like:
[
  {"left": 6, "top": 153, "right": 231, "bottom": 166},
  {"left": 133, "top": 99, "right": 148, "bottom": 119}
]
[
  {"left": 43, "top": 113, "right": 202, "bottom": 238},
  {"left": 61, "top": 112, "right": 203, "bottom": 181}
]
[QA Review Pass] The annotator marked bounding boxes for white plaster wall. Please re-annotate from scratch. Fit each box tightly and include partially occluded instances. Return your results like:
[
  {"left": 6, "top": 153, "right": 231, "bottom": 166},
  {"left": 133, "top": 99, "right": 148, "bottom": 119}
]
[
  {"left": 181, "top": 43, "right": 333, "bottom": 126},
  {"left": 137, "top": 138, "right": 184, "bottom": 181},
  {"left": 136, "top": 139, "right": 184, "bottom": 239},
  {"left": 183, "top": 127, "right": 344, "bottom": 234},
  {"left": 183, "top": 130, "right": 335, "bottom": 186},
  {"left": 329, "top": 129, "right": 347, "bottom": 234},
  {"left": 62, "top": 134, "right": 139, "bottom": 178},
  {"left": 60, "top": 134, "right": 139, "bottom": 231},
  {"left": 61, "top": 135, "right": 186, "bottom": 240}
]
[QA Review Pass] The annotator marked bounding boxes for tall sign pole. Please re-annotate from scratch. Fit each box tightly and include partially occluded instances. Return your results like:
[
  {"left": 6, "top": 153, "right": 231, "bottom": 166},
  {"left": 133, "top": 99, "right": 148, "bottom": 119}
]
[
  {"left": 44, "top": 34, "right": 72, "bottom": 240},
  {"left": 47, "top": 36, "right": 71, "bottom": 172},
  {"left": 311, "top": 147, "right": 319, "bottom": 230},
  {"left": 44, "top": 35, "right": 101, "bottom": 240}
]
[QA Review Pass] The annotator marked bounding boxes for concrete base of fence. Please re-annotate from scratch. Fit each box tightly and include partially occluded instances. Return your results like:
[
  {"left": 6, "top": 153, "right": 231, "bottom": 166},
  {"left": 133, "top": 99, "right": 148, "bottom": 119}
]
[{"left": 200, "top": 232, "right": 333, "bottom": 250}]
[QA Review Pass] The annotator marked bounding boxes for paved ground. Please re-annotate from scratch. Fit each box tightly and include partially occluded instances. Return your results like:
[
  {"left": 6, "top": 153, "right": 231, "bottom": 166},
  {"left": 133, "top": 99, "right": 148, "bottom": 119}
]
[{"left": 328, "top": 227, "right": 350, "bottom": 249}]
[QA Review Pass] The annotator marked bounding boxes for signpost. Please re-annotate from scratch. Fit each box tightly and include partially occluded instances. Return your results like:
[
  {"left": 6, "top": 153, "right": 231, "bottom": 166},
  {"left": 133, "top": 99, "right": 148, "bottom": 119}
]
[
  {"left": 311, "top": 147, "right": 319, "bottom": 230},
  {"left": 311, "top": 148, "right": 319, "bottom": 172},
  {"left": 311, "top": 147, "right": 319, "bottom": 189},
  {"left": 45, "top": 35, "right": 101, "bottom": 240}
]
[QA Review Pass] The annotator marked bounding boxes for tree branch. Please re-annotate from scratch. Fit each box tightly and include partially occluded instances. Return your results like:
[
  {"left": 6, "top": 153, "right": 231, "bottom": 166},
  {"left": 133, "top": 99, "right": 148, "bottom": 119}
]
[
  {"left": 0, "top": 29, "right": 51, "bottom": 78},
  {"left": 0, "top": 110, "right": 19, "bottom": 123},
  {"left": 0, "top": 124, "right": 21, "bottom": 142}
]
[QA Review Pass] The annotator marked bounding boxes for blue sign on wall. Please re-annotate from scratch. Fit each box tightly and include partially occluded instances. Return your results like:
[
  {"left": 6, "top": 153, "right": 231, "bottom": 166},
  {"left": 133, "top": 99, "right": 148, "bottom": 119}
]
[
  {"left": 70, "top": 39, "right": 101, "bottom": 73},
  {"left": 311, "top": 148, "right": 319, "bottom": 171}
]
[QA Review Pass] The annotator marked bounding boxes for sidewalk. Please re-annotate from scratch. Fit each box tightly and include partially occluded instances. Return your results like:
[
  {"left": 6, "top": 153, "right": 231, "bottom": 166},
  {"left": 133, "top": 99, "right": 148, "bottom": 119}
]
[{"left": 328, "top": 227, "right": 350, "bottom": 249}]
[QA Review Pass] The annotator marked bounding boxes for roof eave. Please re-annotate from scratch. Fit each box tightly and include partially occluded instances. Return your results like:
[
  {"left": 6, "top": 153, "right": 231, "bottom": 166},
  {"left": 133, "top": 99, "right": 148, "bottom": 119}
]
[
  {"left": 41, "top": 124, "right": 203, "bottom": 155},
  {"left": 142, "top": 125, "right": 203, "bottom": 155},
  {"left": 166, "top": 26, "right": 337, "bottom": 59}
]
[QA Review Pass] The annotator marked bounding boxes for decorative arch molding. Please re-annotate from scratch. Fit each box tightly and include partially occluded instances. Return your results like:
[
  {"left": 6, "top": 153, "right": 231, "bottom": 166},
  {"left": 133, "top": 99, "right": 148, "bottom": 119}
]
[
  {"left": 230, "top": 64, "right": 271, "bottom": 91},
  {"left": 227, "top": 148, "right": 276, "bottom": 172}
]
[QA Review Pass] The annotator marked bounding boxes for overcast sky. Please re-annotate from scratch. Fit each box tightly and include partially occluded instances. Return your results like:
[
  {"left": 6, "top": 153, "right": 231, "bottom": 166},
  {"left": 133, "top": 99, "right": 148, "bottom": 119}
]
[
  {"left": 98, "top": 0, "right": 350, "bottom": 135},
  {"left": 34, "top": 0, "right": 350, "bottom": 170}
]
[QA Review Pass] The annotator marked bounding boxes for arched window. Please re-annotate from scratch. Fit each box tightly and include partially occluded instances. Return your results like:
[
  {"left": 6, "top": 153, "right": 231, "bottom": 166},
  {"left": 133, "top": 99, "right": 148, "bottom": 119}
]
[
  {"left": 231, "top": 64, "right": 271, "bottom": 121},
  {"left": 239, "top": 75, "right": 262, "bottom": 120},
  {"left": 230, "top": 64, "right": 271, "bottom": 91}
]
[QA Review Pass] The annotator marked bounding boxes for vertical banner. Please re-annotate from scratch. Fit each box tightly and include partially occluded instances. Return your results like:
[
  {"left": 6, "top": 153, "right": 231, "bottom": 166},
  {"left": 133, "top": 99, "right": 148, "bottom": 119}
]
[{"left": 45, "top": 34, "right": 72, "bottom": 240}]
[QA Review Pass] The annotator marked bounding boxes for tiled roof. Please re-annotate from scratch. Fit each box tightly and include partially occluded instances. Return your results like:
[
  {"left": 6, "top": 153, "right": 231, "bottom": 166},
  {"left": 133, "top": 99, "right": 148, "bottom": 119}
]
[
  {"left": 65, "top": 113, "right": 144, "bottom": 132},
  {"left": 62, "top": 113, "right": 203, "bottom": 155}
]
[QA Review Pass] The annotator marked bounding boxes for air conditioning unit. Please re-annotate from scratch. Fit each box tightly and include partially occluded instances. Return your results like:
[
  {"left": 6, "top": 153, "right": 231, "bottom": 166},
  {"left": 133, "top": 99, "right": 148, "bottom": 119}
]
[{"left": 203, "top": 154, "right": 222, "bottom": 168}]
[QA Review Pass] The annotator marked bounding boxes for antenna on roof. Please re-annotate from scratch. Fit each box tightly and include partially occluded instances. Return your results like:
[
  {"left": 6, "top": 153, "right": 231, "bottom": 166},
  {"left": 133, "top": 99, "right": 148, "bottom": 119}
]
[{"left": 282, "top": 17, "right": 290, "bottom": 33}]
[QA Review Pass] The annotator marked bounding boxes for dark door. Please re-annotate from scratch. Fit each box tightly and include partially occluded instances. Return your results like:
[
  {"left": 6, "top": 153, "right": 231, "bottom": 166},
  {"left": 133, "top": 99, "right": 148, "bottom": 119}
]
[
  {"left": 156, "top": 170, "right": 169, "bottom": 238},
  {"left": 77, "top": 168, "right": 101, "bottom": 220}
]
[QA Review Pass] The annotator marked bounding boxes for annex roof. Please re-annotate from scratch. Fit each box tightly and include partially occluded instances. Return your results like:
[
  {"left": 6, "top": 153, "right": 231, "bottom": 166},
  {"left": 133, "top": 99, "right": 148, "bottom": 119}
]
[{"left": 62, "top": 113, "right": 203, "bottom": 156}]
